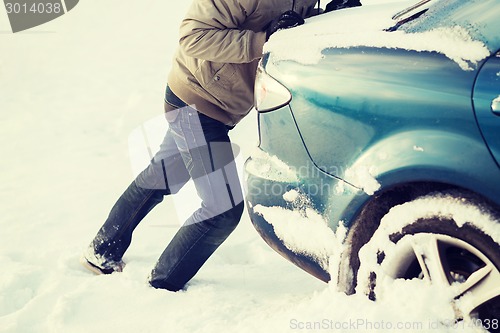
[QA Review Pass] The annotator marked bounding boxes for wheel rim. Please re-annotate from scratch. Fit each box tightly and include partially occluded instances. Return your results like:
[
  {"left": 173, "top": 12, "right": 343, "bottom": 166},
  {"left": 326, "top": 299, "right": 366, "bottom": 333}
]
[{"left": 381, "top": 233, "right": 500, "bottom": 321}]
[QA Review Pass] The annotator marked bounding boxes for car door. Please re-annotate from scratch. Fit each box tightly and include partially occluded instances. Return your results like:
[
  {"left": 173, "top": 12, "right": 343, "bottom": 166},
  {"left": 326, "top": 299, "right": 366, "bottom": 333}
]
[{"left": 473, "top": 51, "right": 500, "bottom": 167}]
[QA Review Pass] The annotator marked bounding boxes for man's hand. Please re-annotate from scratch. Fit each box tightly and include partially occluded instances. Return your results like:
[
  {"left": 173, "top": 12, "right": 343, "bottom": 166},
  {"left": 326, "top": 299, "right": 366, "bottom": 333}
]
[
  {"left": 265, "top": 10, "right": 305, "bottom": 41},
  {"left": 325, "top": 0, "right": 361, "bottom": 13}
]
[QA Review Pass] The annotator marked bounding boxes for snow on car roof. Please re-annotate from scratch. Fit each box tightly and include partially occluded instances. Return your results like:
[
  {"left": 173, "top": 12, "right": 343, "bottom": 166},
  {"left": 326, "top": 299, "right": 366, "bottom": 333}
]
[{"left": 264, "top": 0, "right": 492, "bottom": 71}]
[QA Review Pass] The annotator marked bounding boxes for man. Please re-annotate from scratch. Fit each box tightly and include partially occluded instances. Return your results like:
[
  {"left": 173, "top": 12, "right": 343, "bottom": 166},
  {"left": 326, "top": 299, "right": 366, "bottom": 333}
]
[{"left": 81, "top": 0, "right": 319, "bottom": 292}]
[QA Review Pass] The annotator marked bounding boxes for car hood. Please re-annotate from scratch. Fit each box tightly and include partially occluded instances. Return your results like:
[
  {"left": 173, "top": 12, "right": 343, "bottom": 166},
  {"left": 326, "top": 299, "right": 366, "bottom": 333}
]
[{"left": 264, "top": 0, "right": 497, "bottom": 71}]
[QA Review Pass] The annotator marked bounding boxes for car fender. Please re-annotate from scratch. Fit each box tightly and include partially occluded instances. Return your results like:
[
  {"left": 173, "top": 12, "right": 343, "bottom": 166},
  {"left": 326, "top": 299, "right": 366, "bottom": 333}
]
[{"left": 343, "top": 129, "right": 500, "bottom": 206}]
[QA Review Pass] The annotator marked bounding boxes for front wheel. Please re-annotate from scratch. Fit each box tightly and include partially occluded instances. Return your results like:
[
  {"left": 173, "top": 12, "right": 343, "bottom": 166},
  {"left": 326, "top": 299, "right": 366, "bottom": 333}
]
[{"left": 356, "top": 192, "right": 500, "bottom": 328}]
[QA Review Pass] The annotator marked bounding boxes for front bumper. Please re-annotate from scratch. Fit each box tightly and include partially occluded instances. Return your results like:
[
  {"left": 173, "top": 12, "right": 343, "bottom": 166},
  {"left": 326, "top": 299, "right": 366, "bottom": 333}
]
[{"left": 244, "top": 149, "right": 332, "bottom": 282}]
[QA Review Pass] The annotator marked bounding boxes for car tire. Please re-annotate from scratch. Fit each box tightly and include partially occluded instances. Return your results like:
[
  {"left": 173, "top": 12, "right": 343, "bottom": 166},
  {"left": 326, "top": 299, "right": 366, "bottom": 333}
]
[{"left": 355, "top": 191, "right": 500, "bottom": 326}]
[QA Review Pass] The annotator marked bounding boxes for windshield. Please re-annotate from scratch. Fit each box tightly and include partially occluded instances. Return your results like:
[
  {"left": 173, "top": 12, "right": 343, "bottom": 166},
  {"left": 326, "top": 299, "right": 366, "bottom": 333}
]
[{"left": 401, "top": 0, "right": 500, "bottom": 52}]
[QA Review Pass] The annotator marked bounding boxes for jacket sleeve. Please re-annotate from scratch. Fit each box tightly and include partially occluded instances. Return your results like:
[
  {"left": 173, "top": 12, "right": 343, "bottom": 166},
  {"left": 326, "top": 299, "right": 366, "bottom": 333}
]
[{"left": 178, "top": 0, "right": 267, "bottom": 64}]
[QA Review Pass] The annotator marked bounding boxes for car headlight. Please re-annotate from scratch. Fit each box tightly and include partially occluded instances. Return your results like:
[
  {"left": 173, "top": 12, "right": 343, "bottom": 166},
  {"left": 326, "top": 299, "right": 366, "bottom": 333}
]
[{"left": 254, "top": 62, "right": 292, "bottom": 113}]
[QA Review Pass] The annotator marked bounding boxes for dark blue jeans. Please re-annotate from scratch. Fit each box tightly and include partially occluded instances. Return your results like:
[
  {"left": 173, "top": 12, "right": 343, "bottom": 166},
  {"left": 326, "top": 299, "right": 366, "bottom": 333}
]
[{"left": 90, "top": 86, "right": 244, "bottom": 291}]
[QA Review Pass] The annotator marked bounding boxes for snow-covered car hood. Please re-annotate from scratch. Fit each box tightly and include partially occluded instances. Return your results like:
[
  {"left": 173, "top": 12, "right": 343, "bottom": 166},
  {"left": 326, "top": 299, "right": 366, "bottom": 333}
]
[{"left": 264, "top": 0, "right": 498, "bottom": 70}]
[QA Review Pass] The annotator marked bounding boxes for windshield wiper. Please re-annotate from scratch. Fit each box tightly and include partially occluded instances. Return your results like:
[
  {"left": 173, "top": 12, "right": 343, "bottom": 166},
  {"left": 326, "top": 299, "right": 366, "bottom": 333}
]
[
  {"left": 385, "top": 8, "right": 428, "bottom": 32},
  {"left": 385, "top": 0, "right": 436, "bottom": 32},
  {"left": 392, "top": 0, "right": 433, "bottom": 20}
]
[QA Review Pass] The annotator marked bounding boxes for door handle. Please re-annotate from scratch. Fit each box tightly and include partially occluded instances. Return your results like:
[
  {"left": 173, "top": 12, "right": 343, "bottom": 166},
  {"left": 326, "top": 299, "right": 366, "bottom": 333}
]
[{"left": 492, "top": 95, "right": 500, "bottom": 115}]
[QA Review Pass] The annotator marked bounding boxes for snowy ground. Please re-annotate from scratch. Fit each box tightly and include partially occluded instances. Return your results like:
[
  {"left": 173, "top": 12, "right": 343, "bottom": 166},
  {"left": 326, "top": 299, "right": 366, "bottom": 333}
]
[{"left": 0, "top": 1, "right": 489, "bottom": 333}]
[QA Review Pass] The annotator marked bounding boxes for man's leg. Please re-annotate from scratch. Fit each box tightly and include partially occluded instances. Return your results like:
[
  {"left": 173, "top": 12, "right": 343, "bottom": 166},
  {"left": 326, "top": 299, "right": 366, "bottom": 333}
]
[
  {"left": 149, "top": 109, "right": 244, "bottom": 291},
  {"left": 84, "top": 126, "right": 191, "bottom": 272}
]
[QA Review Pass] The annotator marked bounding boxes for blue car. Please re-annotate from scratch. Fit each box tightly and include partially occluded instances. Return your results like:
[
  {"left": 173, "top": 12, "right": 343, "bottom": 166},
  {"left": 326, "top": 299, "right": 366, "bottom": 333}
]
[{"left": 244, "top": 0, "right": 500, "bottom": 324}]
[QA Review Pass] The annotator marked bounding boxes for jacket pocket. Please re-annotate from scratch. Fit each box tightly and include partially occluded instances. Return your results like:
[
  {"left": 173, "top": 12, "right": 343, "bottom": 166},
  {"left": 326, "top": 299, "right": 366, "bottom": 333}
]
[{"left": 194, "top": 61, "right": 238, "bottom": 100}]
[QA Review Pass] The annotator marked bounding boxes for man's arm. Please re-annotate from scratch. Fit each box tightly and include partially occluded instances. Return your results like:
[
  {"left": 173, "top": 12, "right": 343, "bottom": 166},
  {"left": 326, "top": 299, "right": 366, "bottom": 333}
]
[{"left": 178, "top": 0, "right": 266, "bottom": 64}]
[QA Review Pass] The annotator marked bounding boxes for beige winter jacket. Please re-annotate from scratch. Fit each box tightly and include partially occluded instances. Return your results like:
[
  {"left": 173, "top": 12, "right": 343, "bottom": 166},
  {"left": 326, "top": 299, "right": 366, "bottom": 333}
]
[{"left": 167, "top": 0, "right": 318, "bottom": 125}]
